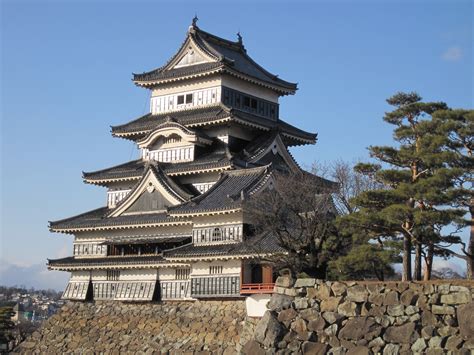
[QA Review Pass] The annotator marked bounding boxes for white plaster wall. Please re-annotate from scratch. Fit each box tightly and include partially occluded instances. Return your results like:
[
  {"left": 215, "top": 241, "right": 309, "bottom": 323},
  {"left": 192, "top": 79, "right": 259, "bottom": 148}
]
[
  {"left": 158, "top": 268, "right": 177, "bottom": 281},
  {"left": 193, "top": 212, "right": 243, "bottom": 228},
  {"left": 120, "top": 269, "right": 158, "bottom": 281},
  {"left": 70, "top": 271, "right": 91, "bottom": 281},
  {"left": 221, "top": 75, "right": 279, "bottom": 103},
  {"left": 191, "top": 260, "right": 241, "bottom": 276},
  {"left": 151, "top": 77, "right": 221, "bottom": 97},
  {"left": 245, "top": 294, "right": 271, "bottom": 317},
  {"left": 90, "top": 270, "right": 108, "bottom": 281}
]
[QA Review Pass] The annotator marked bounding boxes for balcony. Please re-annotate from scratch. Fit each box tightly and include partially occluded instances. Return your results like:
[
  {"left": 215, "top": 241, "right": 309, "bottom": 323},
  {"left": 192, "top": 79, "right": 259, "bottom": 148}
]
[{"left": 240, "top": 283, "right": 275, "bottom": 295}]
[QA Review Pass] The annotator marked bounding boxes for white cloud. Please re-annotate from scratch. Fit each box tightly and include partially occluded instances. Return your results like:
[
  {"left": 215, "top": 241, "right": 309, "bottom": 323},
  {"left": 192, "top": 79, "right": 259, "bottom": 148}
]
[{"left": 442, "top": 46, "right": 463, "bottom": 62}]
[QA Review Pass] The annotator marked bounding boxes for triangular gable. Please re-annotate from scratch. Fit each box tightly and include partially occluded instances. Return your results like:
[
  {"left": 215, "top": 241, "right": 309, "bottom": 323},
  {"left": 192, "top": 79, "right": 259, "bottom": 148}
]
[
  {"left": 137, "top": 120, "right": 212, "bottom": 149},
  {"left": 248, "top": 134, "right": 300, "bottom": 173},
  {"left": 109, "top": 167, "right": 189, "bottom": 217},
  {"left": 165, "top": 34, "right": 217, "bottom": 71}
]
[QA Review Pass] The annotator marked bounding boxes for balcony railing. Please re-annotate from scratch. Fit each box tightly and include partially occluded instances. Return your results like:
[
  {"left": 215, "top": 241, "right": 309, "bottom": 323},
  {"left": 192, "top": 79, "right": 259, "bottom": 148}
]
[{"left": 240, "top": 283, "right": 275, "bottom": 295}]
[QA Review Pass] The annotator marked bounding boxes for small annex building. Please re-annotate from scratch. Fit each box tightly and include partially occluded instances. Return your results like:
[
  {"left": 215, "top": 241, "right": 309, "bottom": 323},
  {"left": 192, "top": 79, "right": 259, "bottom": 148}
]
[{"left": 48, "top": 19, "right": 329, "bottom": 304}]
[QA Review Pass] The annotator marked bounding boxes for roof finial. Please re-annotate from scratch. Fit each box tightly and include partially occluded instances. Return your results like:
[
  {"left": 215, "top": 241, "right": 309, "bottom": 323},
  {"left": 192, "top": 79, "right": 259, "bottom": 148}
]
[
  {"left": 192, "top": 14, "right": 199, "bottom": 27},
  {"left": 237, "top": 31, "right": 243, "bottom": 45}
]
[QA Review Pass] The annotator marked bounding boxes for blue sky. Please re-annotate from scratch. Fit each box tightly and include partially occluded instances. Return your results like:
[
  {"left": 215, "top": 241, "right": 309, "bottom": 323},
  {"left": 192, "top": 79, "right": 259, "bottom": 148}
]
[{"left": 1, "top": 0, "right": 472, "bottom": 290}]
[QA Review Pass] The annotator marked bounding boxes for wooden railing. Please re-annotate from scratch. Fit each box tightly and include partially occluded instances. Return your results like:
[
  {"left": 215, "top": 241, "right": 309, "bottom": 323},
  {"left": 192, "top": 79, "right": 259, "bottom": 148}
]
[{"left": 240, "top": 283, "right": 275, "bottom": 294}]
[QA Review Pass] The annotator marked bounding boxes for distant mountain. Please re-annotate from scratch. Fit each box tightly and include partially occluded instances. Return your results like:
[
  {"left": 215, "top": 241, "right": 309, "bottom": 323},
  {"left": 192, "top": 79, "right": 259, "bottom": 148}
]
[{"left": 0, "top": 261, "right": 68, "bottom": 292}]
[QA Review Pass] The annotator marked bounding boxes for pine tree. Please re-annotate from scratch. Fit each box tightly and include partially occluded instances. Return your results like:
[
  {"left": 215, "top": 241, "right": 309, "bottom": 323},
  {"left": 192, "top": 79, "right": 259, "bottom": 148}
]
[
  {"left": 339, "top": 92, "right": 466, "bottom": 281},
  {"left": 431, "top": 109, "right": 474, "bottom": 279}
]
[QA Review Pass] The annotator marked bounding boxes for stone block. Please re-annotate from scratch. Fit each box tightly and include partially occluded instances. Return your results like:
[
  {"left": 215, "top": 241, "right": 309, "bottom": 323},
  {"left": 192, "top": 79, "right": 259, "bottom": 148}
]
[
  {"left": 294, "top": 278, "right": 316, "bottom": 288},
  {"left": 368, "top": 293, "right": 384, "bottom": 306},
  {"left": 322, "top": 311, "right": 344, "bottom": 325},
  {"left": 294, "top": 297, "right": 309, "bottom": 310},
  {"left": 428, "top": 336, "right": 444, "bottom": 349},
  {"left": 457, "top": 302, "right": 474, "bottom": 340},
  {"left": 338, "top": 301, "right": 358, "bottom": 317},
  {"left": 275, "top": 276, "right": 295, "bottom": 288},
  {"left": 411, "top": 338, "right": 427, "bottom": 353},
  {"left": 347, "top": 285, "right": 368, "bottom": 303},
  {"left": 307, "top": 284, "right": 331, "bottom": 300},
  {"left": 431, "top": 305, "right": 455, "bottom": 315},
  {"left": 278, "top": 308, "right": 298, "bottom": 327},
  {"left": 400, "top": 289, "right": 417, "bottom": 306},
  {"left": 387, "top": 304, "right": 404, "bottom": 317},
  {"left": 307, "top": 317, "right": 326, "bottom": 332},
  {"left": 320, "top": 297, "right": 342, "bottom": 312},
  {"left": 445, "top": 335, "right": 463, "bottom": 350},
  {"left": 301, "top": 341, "right": 328, "bottom": 355},
  {"left": 339, "top": 317, "right": 381, "bottom": 342},
  {"left": 383, "top": 322, "right": 416, "bottom": 344},
  {"left": 268, "top": 293, "right": 293, "bottom": 312},
  {"left": 299, "top": 308, "right": 320, "bottom": 321},
  {"left": 383, "top": 291, "right": 399, "bottom": 305},
  {"left": 331, "top": 282, "right": 347, "bottom": 296},
  {"left": 346, "top": 346, "right": 370, "bottom": 355},
  {"left": 440, "top": 292, "right": 470, "bottom": 305},
  {"left": 254, "top": 311, "right": 285, "bottom": 348},
  {"left": 382, "top": 343, "right": 400, "bottom": 355}
]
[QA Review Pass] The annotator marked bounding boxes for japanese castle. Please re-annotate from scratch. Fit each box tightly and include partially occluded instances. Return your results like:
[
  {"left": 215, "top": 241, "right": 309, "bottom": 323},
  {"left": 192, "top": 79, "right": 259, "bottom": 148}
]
[{"left": 48, "top": 20, "right": 323, "bottom": 303}]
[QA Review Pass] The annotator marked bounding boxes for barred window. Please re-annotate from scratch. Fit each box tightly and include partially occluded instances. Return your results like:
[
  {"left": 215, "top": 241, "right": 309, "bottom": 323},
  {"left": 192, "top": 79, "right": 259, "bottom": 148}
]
[
  {"left": 212, "top": 228, "right": 222, "bottom": 241},
  {"left": 106, "top": 270, "right": 120, "bottom": 281},
  {"left": 209, "top": 266, "right": 223, "bottom": 274},
  {"left": 175, "top": 268, "right": 190, "bottom": 280}
]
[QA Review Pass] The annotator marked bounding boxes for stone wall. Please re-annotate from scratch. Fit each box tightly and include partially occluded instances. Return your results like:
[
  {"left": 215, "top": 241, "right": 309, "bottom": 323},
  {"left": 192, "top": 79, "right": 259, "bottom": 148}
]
[
  {"left": 244, "top": 278, "right": 474, "bottom": 354},
  {"left": 14, "top": 300, "right": 250, "bottom": 354}
]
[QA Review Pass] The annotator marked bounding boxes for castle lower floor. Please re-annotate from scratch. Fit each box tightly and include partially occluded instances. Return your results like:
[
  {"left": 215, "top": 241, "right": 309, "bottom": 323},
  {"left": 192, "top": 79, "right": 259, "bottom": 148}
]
[{"left": 61, "top": 259, "right": 275, "bottom": 301}]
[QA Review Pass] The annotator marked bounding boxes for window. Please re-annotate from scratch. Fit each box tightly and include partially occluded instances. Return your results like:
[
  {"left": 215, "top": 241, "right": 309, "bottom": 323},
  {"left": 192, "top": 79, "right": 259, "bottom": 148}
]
[
  {"left": 212, "top": 228, "right": 222, "bottom": 241},
  {"left": 209, "top": 266, "right": 223, "bottom": 274},
  {"left": 177, "top": 95, "right": 185, "bottom": 105},
  {"left": 251, "top": 98, "right": 258, "bottom": 109},
  {"left": 106, "top": 270, "right": 120, "bottom": 281},
  {"left": 175, "top": 268, "right": 190, "bottom": 280},
  {"left": 186, "top": 93, "right": 193, "bottom": 104},
  {"left": 243, "top": 96, "right": 251, "bottom": 107}
]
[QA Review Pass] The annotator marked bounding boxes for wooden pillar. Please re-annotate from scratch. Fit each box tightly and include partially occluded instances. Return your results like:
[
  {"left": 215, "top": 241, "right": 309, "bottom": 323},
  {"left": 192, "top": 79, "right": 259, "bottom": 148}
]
[{"left": 262, "top": 265, "right": 273, "bottom": 284}]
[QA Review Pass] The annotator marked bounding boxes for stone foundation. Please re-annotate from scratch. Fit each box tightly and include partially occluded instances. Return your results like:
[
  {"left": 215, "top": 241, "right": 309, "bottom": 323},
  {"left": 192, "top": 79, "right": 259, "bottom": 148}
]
[
  {"left": 14, "top": 300, "right": 249, "bottom": 354},
  {"left": 245, "top": 278, "right": 474, "bottom": 354}
]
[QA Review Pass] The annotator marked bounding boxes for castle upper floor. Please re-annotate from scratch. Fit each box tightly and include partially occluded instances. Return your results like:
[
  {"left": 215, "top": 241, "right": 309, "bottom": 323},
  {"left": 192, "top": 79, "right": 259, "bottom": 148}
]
[{"left": 133, "top": 21, "right": 296, "bottom": 120}]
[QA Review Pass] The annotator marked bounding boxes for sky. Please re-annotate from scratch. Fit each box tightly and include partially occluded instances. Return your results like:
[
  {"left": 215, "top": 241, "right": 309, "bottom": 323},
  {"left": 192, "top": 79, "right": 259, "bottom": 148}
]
[{"left": 1, "top": 0, "right": 472, "bottom": 290}]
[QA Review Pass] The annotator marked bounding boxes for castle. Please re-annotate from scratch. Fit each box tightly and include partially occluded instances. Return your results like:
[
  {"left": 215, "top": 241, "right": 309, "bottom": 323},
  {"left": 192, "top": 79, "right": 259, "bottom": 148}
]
[{"left": 48, "top": 19, "right": 323, "bottom": 302}]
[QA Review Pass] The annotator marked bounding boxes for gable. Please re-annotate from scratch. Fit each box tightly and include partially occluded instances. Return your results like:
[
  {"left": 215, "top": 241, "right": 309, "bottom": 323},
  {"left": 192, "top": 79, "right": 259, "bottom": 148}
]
[
  {"left": 108, "top": 167, "right": 190, "bottom": 218},
  {"left": 167, "top": 38, "right": 216, "bottom": 70},
  {"left": 174, "top": 46, "right": 208, "bottom": 68},
  {"left": 249, "top": 134, "right": 300, "bottom": 173},
  {"left": 123, "top": 189, "right": 173, "bottom": 215}
]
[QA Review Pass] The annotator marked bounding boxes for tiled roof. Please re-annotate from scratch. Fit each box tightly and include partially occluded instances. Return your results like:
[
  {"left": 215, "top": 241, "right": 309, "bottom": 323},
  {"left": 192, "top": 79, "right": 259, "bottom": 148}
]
[
  {"left": 164, "top": 233, "right": 285, "bottom": 259},
  {"left": 49, "top": 207, "right": 189, "bottom": 233},
  {"left": 133, "top": 26, "right": 297, "bottom": 94},
  {"left": 47, "top": 255, "right": 170, "bottom": 268},
  {"left": 110, "top": 104, "right": 316, "bottom": 145},
  {"left": 83, "top": 141, "right": 234, "bottom": 184},
  {"left": 170, "top": 166, "right": 271, "bottom": 215}
]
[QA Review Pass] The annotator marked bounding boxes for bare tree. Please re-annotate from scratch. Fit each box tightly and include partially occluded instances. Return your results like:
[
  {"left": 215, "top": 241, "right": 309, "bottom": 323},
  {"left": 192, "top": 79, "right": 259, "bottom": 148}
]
[{"left": 245, "top": 171, "right": 342, "bottom": 278}]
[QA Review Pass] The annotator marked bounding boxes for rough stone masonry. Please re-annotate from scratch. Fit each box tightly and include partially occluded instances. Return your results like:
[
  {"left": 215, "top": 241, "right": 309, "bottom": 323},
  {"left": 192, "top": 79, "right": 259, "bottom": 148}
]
[
  {"left": 13, "top": 300, "right": 255, "bottom": 354},
  {"left": 243, "top": 277, "right": 474, "bottom": 354},
  {"left": 14, "top": 279, "right": 474, "bottom": 354}
]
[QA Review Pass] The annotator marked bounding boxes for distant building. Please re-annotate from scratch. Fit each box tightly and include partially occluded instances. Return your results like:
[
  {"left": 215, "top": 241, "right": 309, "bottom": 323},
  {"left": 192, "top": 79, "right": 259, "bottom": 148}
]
[{"left": 47, "top": 20, "right": 328, "bottom": 302}]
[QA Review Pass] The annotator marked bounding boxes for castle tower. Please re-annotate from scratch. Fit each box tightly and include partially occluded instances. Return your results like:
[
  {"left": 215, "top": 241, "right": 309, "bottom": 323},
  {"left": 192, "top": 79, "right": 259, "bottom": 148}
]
[{"left": 48, "top": 21, "right": 325, "bottom": 302}]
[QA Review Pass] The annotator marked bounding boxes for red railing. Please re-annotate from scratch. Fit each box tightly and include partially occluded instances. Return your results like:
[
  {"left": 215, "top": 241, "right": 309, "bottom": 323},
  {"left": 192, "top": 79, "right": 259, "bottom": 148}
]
[{"left": 240, "top": 283, "right": 275, "bottom": 294}]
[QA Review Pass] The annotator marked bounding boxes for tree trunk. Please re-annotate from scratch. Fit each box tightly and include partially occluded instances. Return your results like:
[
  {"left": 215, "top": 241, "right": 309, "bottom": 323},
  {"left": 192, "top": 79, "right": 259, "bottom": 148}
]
[
  {"left": 414, "top": 240, "right": 422, "bottom": 281},
  {"left": 423, "top": 243, "right": 434, "bottom": 281},
  {"left": 402, "top": 234, "right": 412, "bottom": 281},
  {"left": 467, "top": 205, "right": 474, "bottom": 279}
]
